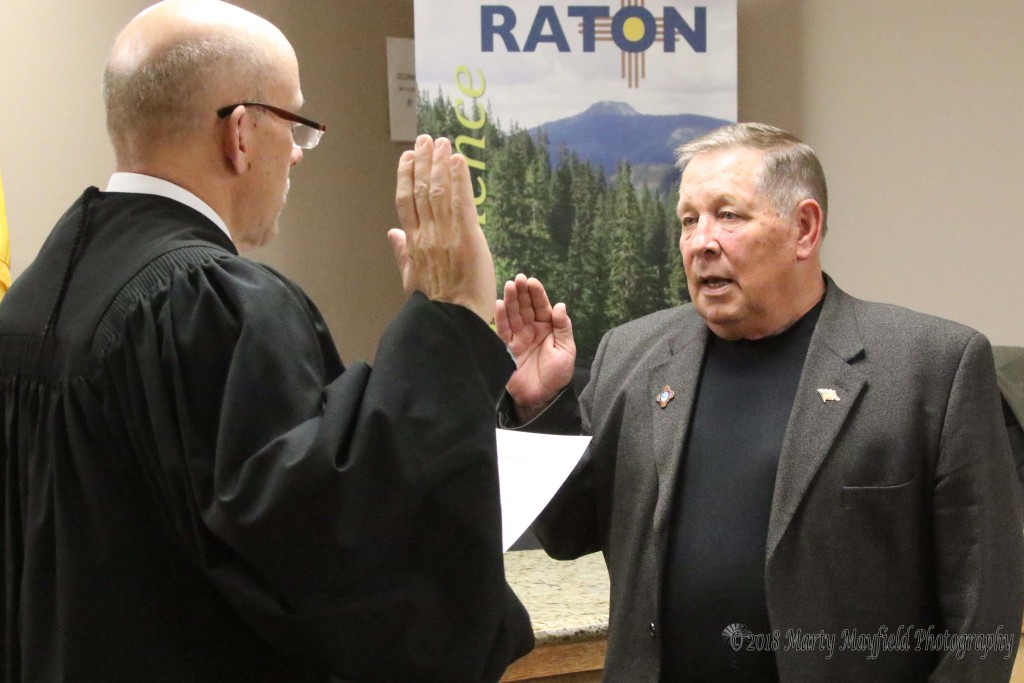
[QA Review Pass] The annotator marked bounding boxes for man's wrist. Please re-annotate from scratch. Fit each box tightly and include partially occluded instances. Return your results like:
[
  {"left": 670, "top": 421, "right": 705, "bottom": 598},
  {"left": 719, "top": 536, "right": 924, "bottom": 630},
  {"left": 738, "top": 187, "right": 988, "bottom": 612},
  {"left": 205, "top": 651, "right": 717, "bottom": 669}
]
[{"left": 513, "top": 400, "right": 551, "bottom": 425}]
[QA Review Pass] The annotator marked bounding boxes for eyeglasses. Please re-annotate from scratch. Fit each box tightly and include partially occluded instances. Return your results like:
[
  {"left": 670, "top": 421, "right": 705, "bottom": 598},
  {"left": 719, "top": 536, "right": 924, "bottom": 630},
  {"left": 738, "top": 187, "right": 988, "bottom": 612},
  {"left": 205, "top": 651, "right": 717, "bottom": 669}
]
[{"left": 216, "top": 102, "right": 326, "bottom": 149}]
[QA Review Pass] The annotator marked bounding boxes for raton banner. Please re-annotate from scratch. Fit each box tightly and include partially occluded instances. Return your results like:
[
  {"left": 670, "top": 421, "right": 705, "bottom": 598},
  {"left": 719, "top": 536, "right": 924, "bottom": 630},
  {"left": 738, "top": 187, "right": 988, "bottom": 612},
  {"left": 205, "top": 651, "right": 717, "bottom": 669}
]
[{"left": 414, "top": 1, "right": 736, "bottom": 362}]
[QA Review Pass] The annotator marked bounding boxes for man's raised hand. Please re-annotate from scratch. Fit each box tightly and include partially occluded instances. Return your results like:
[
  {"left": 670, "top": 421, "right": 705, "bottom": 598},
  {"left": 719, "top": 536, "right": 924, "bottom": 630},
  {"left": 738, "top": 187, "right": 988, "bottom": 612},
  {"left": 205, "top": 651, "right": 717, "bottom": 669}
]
[
  {"left": 390, "top": 135, "right": 496, "bottom": 323},
  {"left": 496, "top": 274, "right": 577, "bottom": 422}
]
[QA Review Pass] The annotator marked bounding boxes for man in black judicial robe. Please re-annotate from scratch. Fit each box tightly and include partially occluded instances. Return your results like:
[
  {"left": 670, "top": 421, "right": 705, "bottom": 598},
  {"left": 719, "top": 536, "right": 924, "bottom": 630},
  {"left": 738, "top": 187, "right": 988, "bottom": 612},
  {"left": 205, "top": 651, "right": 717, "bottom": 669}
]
[{"left": 0, "top": 1, "right": 531, "bottom": 681}]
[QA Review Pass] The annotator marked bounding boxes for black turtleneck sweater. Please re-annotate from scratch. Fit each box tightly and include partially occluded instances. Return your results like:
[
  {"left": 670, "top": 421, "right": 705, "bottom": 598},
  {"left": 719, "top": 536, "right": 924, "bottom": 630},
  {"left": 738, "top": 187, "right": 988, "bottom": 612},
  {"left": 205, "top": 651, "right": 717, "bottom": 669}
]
[{"left": 660, "top": 297, "right": 824, "bottom": 682}]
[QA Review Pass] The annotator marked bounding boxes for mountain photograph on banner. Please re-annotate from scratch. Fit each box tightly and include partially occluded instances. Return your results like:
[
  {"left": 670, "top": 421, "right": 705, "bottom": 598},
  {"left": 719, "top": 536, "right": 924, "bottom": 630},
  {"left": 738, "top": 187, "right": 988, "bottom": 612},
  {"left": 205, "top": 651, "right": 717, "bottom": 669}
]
[{"left": 415, "top": 1, "right": 737, "bottom": 362}]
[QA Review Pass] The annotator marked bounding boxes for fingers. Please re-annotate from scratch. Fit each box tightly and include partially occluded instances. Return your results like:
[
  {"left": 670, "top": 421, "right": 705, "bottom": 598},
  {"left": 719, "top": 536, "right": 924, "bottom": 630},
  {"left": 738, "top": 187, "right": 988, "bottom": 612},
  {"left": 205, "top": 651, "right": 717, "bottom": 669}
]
[
  {"left": 501, "top": 274, "right": 575, "bottom": 367},
  {"left": 526, "top": 277, "right": 554, "bottom": 322},
  {"left": 504, "top": 273, "right": 557, "bottom": 326},
  {"left": 394, "top": 150, "right": 417, "bottom": 232},
  {"left": 413, "top": 135, "right": 435, "bottom": 229},
  {"left": 512, "top": 274, "right": 534, "bottom": 327},
  {"left": 394, "top": 134, "right": 497, "bottom": 321},
  {"left": 448, "top": 152, "right": 479, "bottom": 241},
  {"left": 429, "top": 139, "right": 454, "bottom": 242},
  {"left": 502, "top": 277, "right": 525, "bottom": 332}
]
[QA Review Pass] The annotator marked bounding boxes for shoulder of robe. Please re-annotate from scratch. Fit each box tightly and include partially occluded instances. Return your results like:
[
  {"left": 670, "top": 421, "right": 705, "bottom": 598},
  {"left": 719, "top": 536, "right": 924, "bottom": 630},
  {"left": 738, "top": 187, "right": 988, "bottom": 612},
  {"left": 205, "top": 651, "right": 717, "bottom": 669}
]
[{"left": 93, "top": 249, "right": 314, "bottom": 359}]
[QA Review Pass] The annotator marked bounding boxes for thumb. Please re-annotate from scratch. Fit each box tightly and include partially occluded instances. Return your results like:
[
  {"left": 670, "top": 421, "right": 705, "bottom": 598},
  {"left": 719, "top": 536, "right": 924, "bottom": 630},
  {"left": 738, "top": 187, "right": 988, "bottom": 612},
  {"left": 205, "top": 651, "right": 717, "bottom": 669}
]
[
  {"left": 387, "top": 228, "right": 413, "bottom": 292},
  {"left": 387, "top": 228, "right": 408, "bottom": 266}
]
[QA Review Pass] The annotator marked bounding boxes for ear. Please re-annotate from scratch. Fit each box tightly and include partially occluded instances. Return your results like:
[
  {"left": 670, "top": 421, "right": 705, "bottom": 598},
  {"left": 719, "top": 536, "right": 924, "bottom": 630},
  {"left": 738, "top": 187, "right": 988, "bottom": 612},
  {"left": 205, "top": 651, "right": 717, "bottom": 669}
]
[
  {"left": 221, "top": 105, "right": 252, "bottom": 175},
  {"left": 793, "top": 198, "right": 824, "bottom": 261}
]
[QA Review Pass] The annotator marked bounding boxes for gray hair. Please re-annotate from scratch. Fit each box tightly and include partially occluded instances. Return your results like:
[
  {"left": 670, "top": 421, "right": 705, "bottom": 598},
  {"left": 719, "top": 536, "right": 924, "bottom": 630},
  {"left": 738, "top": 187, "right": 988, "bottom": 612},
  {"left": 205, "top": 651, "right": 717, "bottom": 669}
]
[
  {"left": 675, "top": 122, "right": 829, "bottom": 235},
  {"left": 103, "top": 32, "right": 270, "bottom": 152}
]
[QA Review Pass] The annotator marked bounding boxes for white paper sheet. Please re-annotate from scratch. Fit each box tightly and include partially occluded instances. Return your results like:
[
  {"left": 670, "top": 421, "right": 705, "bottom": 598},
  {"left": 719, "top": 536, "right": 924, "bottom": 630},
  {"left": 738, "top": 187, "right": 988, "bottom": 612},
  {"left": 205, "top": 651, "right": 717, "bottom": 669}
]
[{"left": 496, "top": 429, "right": 590, "bottom": 551}]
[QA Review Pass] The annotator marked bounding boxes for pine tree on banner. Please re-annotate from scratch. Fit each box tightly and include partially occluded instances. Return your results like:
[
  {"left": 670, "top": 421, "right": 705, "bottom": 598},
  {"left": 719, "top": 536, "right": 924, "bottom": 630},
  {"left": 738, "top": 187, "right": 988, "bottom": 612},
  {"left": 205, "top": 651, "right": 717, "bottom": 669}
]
[
  {"left": 606, "top": 163, "right": 659, "bottom": 328},
  {"left": 487, "top": 129, "right": 554, "bottom": 284}
]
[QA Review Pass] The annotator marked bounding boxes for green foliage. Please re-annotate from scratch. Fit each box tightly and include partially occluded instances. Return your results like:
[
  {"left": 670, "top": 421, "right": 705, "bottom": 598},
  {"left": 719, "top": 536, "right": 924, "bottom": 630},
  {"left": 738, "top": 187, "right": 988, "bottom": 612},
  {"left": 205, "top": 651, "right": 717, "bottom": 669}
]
[
  {"left": 606, "top": 164, "right": 660, "bottom": 327},
  {"left": 418, "top": 92, "right": 687, "bottom": 364}
]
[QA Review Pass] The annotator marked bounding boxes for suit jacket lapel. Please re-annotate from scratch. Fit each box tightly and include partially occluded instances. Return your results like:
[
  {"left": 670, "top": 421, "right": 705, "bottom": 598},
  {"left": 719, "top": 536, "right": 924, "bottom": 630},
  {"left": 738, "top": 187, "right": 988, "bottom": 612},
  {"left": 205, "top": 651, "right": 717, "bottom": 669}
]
[
  {"left": 649, "top": 309, "right": 707, "bottom": 536},
  {"left": 767, "top": 278, "right": 867, "bottom": 563}
]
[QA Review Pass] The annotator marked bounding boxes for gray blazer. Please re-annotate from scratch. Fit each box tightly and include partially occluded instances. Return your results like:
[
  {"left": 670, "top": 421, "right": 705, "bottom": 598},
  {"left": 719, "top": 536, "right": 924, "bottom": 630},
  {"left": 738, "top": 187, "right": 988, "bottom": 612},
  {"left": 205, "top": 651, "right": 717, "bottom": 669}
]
[{"left": 526, "top": 277, "right": 1024, "bottom": 681}]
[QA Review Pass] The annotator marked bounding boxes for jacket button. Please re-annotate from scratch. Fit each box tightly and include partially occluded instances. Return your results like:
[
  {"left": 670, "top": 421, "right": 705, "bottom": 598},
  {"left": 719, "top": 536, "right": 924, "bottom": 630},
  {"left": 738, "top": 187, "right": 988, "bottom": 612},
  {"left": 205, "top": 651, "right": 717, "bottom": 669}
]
[{"left": 649, "top": 622, "right": 657, "bottom": 639}]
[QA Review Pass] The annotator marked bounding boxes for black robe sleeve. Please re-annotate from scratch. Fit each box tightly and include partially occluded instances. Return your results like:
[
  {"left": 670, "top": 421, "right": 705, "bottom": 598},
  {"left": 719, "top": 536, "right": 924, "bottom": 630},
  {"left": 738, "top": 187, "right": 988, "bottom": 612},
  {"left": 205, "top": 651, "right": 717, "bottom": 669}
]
[{"left": 101, "top": 256, "right": 532, "bottom": 681}]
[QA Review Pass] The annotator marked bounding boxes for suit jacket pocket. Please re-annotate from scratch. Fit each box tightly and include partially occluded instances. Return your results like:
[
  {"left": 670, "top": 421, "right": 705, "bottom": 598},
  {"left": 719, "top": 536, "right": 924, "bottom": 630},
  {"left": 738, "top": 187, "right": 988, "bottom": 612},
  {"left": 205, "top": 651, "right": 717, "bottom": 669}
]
[
  {"left": 841, "top": 476, "right": 917, "bottom": 508},
  {"left": 833, "top": 476, "right": 923, "bottom": 611}
]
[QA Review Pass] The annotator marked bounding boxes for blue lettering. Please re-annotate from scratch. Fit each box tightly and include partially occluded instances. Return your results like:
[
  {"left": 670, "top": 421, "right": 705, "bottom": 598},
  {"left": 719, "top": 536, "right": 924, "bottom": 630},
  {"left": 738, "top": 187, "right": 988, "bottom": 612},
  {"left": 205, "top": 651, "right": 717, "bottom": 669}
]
[
  {"left": 568, "top": 6, "right": 610, "bottom": 52},
  {"left": 481, "top": 5, "right": 519, "bottom": 52},
  {"left": 663, "top": 7, "right": 706, "bottom": 52},
  {"left": 480, "top": 5, "right": 709, "bottom": 54},
  {"left": 524, "top": 6, "right": 571, "bottom": 52},
  {"left": 611, "top": 6, "right": 657, "bottom": 53}
]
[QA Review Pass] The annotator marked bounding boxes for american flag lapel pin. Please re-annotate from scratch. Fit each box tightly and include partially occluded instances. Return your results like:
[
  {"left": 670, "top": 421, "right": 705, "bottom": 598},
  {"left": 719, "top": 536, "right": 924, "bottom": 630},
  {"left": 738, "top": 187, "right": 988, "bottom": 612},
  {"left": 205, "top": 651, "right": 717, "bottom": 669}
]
[{"left": 817, "top": 388, "right": 840, "bottom": 402}]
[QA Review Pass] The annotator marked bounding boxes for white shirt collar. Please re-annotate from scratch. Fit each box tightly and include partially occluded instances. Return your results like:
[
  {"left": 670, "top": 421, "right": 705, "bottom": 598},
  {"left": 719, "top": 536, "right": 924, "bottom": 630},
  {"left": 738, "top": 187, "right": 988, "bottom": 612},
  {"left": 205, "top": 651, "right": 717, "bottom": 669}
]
[{"left": 106, "top": 172, "right": 233, "bottom": 244}]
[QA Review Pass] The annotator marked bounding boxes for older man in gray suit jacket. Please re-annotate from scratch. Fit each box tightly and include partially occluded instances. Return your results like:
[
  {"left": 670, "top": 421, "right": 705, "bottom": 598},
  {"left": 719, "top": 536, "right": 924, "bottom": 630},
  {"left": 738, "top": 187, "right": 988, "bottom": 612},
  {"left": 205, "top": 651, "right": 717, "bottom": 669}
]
[{"left": 496, "top": 123, "right": 1024, "bottom": 681}]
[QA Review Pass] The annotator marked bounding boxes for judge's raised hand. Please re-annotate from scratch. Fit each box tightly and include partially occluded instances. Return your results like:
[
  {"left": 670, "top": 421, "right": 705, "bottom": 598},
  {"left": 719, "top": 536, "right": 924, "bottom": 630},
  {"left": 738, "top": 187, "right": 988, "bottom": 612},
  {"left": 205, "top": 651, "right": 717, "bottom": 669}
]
[
  {"left": 495, "top": 274, "right": 576, "bottom": 422},
  {"left": 390, "top": 135, "right": 496, "bottom": 323}
]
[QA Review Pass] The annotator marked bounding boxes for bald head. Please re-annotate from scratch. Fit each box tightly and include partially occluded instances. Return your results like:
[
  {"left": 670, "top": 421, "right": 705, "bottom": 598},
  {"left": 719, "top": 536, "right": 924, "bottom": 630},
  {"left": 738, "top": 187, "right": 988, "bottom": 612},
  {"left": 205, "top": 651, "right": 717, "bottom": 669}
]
[{"left": 103, "top": 0, "right": 296, "bottom": 167}]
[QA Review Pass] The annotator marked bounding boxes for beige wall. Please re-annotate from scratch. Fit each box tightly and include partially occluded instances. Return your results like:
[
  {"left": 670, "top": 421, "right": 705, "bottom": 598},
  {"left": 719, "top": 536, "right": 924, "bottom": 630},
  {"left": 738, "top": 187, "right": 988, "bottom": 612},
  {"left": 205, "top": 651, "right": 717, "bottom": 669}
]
[
  {"left": 738, "top": 0, "right": 1024, "bottom": 346},
  {"left": 2, "top": 1, "right": 1022, "bottom": 359}
]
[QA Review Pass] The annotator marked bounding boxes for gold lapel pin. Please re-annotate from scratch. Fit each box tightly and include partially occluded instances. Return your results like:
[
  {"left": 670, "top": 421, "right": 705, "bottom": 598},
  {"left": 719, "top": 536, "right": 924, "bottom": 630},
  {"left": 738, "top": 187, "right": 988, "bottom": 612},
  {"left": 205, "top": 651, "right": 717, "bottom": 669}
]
[
  {"left": 817, "top": 388, "right": 840, "bottom": 402},
  {"left": 656, "top": 385, "right": 675, "bottom": 408}
]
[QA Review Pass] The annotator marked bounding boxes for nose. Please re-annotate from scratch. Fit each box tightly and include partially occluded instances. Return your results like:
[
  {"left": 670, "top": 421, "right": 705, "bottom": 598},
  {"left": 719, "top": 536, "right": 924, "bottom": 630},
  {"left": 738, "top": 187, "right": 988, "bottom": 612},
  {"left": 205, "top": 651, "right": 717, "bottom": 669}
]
[
  {"left": 686, "top": 216, "right": 721, "bottom": 256},
  {"left": 290, "top": 145, "right": 303, "bottom": 166}
]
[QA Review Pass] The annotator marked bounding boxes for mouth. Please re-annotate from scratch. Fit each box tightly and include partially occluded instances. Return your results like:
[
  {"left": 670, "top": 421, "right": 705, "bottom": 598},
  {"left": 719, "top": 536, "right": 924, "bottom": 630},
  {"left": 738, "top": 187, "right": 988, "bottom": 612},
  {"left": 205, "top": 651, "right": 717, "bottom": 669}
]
[{"left": 698, "top": 276, "right": 734, "bottom": 292}]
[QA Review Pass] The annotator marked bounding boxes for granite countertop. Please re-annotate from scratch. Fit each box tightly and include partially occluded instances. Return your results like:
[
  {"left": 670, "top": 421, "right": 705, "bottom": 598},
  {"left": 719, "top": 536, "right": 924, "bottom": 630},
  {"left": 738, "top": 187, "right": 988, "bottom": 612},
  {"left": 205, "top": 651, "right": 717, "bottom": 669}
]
[{"left": 504, "top": 549, "right": 610, "bottom": 646}]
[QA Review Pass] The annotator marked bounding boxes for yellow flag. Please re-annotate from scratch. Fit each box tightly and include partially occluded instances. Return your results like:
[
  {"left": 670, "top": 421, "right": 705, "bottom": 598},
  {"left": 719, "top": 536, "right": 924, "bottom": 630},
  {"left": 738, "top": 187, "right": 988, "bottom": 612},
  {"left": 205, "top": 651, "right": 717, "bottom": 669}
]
[{"left": 0, "top": 170, "right": 10, "bottom": 299}]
